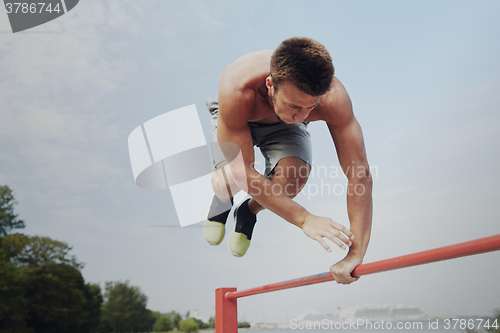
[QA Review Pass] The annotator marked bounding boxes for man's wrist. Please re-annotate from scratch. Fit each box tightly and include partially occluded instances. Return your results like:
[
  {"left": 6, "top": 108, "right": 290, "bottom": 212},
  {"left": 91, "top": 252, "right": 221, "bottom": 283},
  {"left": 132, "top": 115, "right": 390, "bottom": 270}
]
[
  {"left": 295, "top": 207, "right": 310, "bottom": 229},
  {"left": 346, "top": 246, "right": 366, "bottom": 260}
]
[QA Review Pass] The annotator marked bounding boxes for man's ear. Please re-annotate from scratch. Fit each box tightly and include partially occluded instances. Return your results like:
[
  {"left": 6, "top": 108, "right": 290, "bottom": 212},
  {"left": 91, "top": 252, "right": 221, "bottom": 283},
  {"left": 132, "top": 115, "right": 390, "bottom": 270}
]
[{"left": 265, "top": 76, "right": 273, "bottom": 89}]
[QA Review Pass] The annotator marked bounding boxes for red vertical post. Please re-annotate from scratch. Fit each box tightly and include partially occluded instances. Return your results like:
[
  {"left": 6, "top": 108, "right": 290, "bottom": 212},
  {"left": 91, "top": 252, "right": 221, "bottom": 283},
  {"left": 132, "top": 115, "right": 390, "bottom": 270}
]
[{"left": 215, "top": 287, "right": 238, "bottom": 333}]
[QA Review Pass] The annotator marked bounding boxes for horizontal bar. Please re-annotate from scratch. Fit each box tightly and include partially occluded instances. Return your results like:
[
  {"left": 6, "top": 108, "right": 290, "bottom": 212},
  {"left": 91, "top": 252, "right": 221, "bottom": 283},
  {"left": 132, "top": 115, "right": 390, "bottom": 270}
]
[{"left": 226, "top": 234, "right": 500, "bottom": 299}]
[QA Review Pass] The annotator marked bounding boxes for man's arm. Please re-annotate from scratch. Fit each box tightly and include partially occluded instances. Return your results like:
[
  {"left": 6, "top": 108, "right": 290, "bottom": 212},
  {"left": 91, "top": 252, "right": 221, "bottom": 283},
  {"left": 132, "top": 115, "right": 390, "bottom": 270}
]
[{"left": 325, "top": 85, "right": 373, "bottom": 284}]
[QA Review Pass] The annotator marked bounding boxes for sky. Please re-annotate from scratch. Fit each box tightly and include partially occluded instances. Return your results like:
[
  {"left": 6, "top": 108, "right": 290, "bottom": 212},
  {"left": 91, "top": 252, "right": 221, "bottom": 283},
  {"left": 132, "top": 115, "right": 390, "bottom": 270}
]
[{"left": 1, "top": 0, "right": 500, "bottom": 324}]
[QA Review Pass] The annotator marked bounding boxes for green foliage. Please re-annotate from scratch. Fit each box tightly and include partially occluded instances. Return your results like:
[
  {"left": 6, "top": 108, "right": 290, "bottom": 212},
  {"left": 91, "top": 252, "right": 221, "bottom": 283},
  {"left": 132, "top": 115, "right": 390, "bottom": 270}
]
[
  {"left": 1, "top": 257, "right": 101, "bottom": 333},
  {"left": 0, "top": 186, "right": 102, "bottom": 333},
  {"left": 0, "top": 186, "right": 29, "bottom": 332},
  {"left": 165, "top": 311, "right": 182, "bottom": 328},
  {"left": 3, "top": 233, "right": 83, "bottom": 269},
  {"left": 25, "top": 264, "right": 89, "bottom": 332},
  {"left": 0, "top": 262, "right": 30, "bottom": 333},
  {"left": 97, "top": 317, "right": 113, "bottom": 333},
  {"left": 238, "top": 321, "right": 251, "bottom": 328},
  {"left": 178, "top": 318, "right": 199, "bottom": 332},
  {"left": 1, "top": 238, "right": 99, "bottom": 333},
  {"left": 192, "top": 318, "right": 209, "bottom": 329},
  {"left": 0, "top": 185, "right": 25, "bottom": 237},
  {"left": 207, "top": 316, "right": 215, "bottom": 328},
  {"left": 83, "top": 283, "right": 104, "bottom": 333},
  {"left": 152, "top": 311, "right": 173, "bottom": 332},
  {"left": 101, "top": 281, "right": 155, "bottom": 333}
]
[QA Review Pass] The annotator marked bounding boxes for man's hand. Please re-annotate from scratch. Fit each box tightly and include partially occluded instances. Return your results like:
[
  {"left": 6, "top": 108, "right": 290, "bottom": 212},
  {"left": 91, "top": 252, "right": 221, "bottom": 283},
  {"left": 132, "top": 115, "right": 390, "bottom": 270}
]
[
  {"left": 301, "top": 214, "right": 354, "bottom": 252},
  {"left": 330, "top": 253, "right": 363, "bottom": 284}
]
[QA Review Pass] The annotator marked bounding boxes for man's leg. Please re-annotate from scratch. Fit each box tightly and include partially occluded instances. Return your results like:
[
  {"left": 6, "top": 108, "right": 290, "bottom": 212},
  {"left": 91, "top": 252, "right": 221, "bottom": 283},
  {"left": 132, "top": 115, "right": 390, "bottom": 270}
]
[
  {"left": 228, "top": 156, "right": 311, "bottom": 257},
  {"left": 211, "top": 161, "right": 241, "bottom": 204},
  {"left": 204, "top": 96, "right": 243, "bottom": 245},
  {"left": 248, "top": 156, "right": 311, "bottom": 214},
  {"left": 204, "top": 160, "right": 243, "bottom": 245}
]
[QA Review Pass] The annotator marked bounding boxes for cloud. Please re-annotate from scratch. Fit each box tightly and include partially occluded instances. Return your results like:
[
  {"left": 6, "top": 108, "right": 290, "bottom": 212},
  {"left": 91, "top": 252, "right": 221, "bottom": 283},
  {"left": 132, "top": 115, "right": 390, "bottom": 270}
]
[{"left": 0, "top": 1, "right": 139, "bottom": 194}]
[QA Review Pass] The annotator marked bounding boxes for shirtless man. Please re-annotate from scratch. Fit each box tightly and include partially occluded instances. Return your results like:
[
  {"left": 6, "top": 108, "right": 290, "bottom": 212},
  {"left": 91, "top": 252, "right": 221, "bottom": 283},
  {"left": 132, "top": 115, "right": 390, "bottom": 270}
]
[{"left": 203, "top": 37, "right": 372, "bottom": 285}]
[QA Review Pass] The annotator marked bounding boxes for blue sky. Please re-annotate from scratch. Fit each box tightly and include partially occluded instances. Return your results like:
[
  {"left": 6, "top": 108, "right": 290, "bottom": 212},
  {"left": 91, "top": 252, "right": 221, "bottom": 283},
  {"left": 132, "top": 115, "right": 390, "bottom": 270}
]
[{"left": 1, "top": 0, "right": 499, "bottom": 323}]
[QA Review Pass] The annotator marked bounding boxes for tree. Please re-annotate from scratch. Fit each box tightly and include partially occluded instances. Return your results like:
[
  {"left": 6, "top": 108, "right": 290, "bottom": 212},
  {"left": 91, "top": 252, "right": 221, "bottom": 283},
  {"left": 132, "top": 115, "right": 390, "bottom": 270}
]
[
  {"left": 207, "top": 316, "right": 215, "bottom": 328},
  {"left": 25, "top": 263, "right": 88, "bottom": 333},
  {"left": 192, "top": 318, "right": 209, "bottom": 329},
  {"left": 1, "top": 230, "right": 101, "bottom": 332},
  {"left": 178, "top": 318, "right": 199, "bottom": 333},
  {"left": 1, "top": 233, "right": 91, "bottom": 332},
  {"left": 0, "top": 185, "right": 25, "bottom": 237},
  {"left": 101, "top": 281, "right": 155, "bottom": 333},
  {"left": 2, "top": 233, "right": 82, "bottom": 269},
  {"left": 0, "top": 259, "right": 30, "bottom": 333},
  {"left": 0, "top": 185, "right": 103, "bottom": 333},
  {"left": 165, "top": 311, "right": 182, "bottom": 328},
  {"left": 0, "top": 185, "right": 30, "bottom": 332},
  {"left": 83, "top": 283, "right": 104, "bottom": 333},
  {"left": 152, "top": 311, "right": 173, "bottom": 332}
]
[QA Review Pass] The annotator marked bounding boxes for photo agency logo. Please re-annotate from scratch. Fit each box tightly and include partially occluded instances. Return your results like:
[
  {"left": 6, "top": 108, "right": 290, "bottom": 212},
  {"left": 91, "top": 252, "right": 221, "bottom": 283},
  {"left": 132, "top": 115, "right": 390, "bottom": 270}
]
[
  {"left": 4, "top": 0, "right": 79, "bottom": 33},
  {"left": 127, "top": 105, "right": 376, "bottom": 227},
  {"left": 128, "top": 105, "right": 244, "bottom": 228}
]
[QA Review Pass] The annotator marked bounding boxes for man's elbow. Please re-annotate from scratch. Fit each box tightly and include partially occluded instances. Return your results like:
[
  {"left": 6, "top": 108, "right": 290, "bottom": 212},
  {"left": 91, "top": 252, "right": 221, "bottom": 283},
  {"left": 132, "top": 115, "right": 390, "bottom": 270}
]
[{"left": 348, "top": 167, "right": 373, "bottom": 193}]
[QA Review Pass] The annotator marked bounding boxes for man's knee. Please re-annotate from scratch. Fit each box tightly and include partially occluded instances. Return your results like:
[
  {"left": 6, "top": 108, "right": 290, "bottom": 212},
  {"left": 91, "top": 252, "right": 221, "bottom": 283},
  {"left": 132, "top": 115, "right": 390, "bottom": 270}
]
[{"left": 273, "top": 158, "right": 311, "bottom": 196}]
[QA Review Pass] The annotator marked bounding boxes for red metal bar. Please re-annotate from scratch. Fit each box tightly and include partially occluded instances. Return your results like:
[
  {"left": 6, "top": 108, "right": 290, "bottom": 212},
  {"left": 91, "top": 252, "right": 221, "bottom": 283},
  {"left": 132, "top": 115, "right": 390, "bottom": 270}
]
[
  {"left": 215, "top": 288, "right": 237, "bottom": 332},
  {"left": 225, "top": 234, "right": 500, "bottom": 299}
]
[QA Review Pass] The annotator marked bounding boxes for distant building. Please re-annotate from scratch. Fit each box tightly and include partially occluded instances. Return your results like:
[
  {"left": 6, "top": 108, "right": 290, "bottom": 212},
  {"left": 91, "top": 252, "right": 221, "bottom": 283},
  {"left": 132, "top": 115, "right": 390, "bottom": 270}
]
[
  {"left": 295, "top": 304, "right": 426, "bottom": 323},
  {"left": 303, "top": 312, "right": 339, "bottom": 321}
]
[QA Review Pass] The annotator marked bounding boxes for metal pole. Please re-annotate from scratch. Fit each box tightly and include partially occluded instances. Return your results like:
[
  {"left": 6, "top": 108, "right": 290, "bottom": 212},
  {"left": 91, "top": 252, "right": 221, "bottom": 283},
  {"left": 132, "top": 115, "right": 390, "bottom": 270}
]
[
  {"left": 225, "top": 234, "right": 500, "bottom": 299},
  {"left": 215, "top": 288, "right": 238, "bottom": 332}
]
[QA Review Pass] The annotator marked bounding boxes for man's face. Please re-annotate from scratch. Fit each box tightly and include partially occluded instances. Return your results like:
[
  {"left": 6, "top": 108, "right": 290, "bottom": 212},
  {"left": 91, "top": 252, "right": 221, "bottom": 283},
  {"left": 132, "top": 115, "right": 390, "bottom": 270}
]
[{"left": 268, "top": 80, "right": 320, "bottom": 124}]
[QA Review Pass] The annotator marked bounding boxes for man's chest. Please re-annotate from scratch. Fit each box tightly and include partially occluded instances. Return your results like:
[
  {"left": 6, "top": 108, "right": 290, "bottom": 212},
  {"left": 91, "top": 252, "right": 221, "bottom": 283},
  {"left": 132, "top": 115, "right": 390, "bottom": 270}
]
[{"left": 246, "top": 94, "right": 278, "bottom": 123}]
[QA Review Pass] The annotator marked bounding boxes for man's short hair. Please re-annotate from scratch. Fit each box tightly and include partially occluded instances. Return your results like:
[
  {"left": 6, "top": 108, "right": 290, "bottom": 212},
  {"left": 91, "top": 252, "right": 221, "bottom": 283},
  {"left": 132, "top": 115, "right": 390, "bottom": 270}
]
[{"left": 270, "top": 37, "right": 334, "bottom": 96}]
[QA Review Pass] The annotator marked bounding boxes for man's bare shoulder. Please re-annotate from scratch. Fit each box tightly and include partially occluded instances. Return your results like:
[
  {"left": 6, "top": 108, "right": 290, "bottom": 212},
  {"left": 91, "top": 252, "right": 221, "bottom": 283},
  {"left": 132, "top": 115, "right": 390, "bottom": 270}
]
[
  {"left": 218, "top": 50, "right": 273, "bottom": 93},
  {"left": 312, "top": 77, "right": 354, "bottom": 125}
]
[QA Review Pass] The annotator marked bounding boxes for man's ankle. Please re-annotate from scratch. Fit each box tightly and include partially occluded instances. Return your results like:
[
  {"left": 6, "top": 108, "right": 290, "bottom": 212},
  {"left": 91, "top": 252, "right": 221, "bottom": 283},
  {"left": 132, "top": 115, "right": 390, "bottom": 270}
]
[{"left": 235, "top": 199, "right": 257, "bottom": 240}]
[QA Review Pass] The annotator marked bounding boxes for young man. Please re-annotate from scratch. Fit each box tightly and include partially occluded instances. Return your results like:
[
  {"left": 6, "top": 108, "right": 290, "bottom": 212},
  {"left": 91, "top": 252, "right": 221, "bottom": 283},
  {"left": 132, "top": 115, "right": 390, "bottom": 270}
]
[{"left": 204, "top": 37, "right": 372, "bottom": 285}]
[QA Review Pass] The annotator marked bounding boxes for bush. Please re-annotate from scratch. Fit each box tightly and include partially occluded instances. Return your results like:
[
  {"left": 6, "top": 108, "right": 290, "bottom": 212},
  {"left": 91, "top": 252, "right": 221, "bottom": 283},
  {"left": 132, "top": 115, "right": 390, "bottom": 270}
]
[
  {"left": 152, "top": 311, "right": 173, "bottom": 332},
  {"left": 179, "top": 318, "right": 199, "bottom": 332}
]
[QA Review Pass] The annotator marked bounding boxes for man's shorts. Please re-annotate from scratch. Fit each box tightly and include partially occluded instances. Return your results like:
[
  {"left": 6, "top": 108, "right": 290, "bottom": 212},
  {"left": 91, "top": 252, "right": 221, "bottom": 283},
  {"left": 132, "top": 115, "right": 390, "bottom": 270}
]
[{"left": 206, "top": 97, "right": 312, "bottom": 177}]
